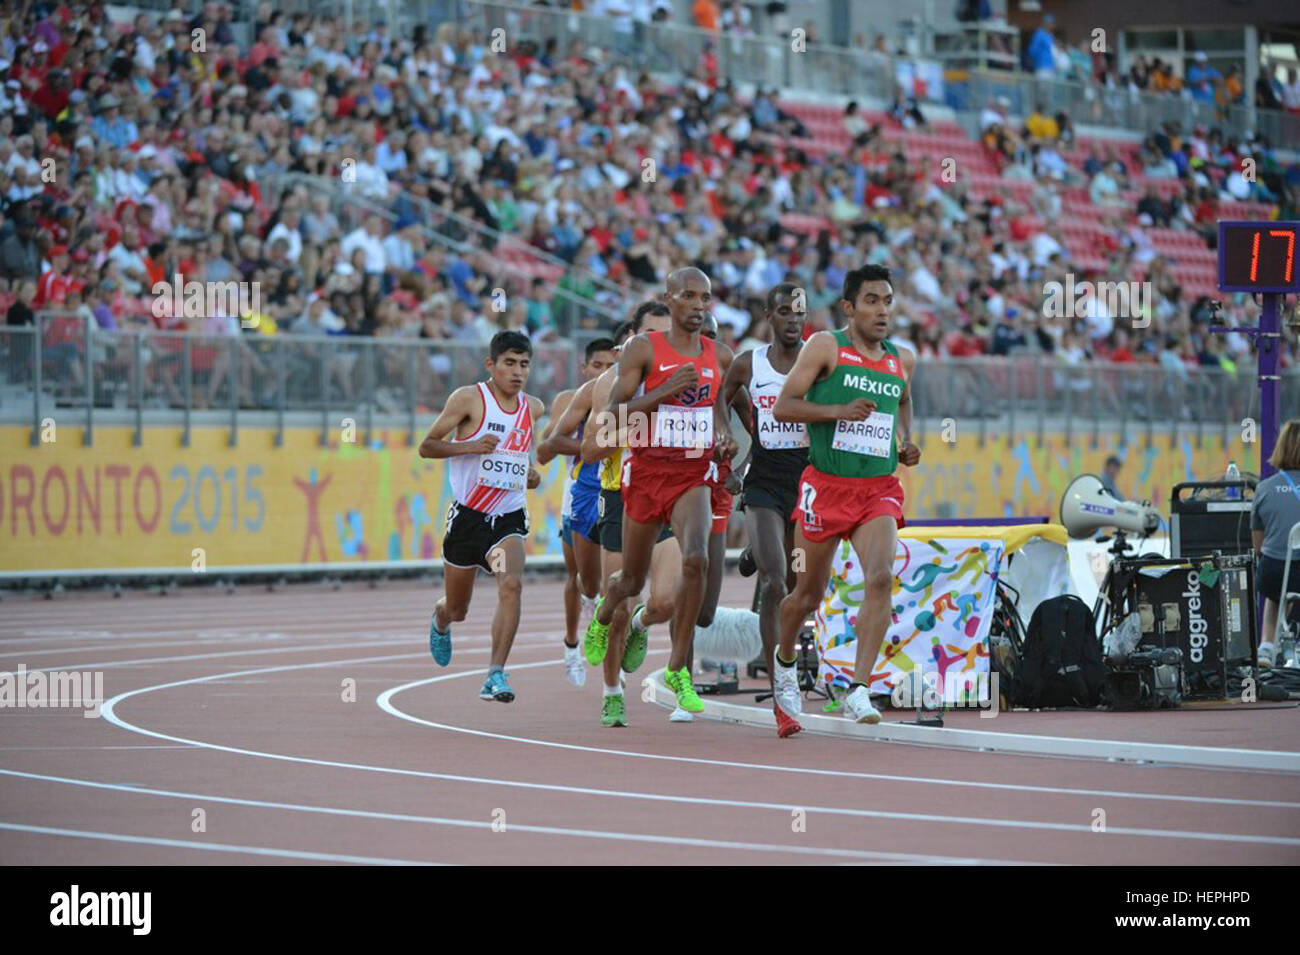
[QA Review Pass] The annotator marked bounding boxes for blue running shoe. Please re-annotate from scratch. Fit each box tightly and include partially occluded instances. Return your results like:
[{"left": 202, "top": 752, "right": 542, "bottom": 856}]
[
  {"left": 429, "top": 615, "right": 452, "bottom": 667},
  {"left": 479, "top": 670, "right": 515, "bottom": 703}
]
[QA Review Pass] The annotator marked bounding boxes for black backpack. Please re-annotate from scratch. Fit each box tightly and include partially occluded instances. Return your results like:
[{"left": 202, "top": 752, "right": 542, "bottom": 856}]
[{"left": 1012, "top": 595, "right": 1105, "bottom": 708}]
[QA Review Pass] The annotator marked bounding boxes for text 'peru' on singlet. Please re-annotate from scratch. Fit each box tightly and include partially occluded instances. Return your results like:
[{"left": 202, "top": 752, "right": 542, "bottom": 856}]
[{"left": 448, "top": 381, "right": 533, "bottom": 516}]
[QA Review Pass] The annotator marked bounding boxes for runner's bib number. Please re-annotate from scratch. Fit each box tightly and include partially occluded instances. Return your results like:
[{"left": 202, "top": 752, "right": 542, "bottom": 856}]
[
  {"left": 654, "top": 405, "right": 714, "bottom": 449},
  {"left": 831, "top": 412, "right": 894, "bottom": 458},
  {"left": 477, "top": 450, "right": 530, "bottom": 492},
  {"left": 757, "top": 408, "right": 809, "bottom": 450}
]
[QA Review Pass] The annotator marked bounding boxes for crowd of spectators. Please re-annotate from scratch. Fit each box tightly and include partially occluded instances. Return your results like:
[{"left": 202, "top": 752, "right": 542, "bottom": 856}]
[{"left": 0, "top": 1, "right": 1297, "bottom": 414}]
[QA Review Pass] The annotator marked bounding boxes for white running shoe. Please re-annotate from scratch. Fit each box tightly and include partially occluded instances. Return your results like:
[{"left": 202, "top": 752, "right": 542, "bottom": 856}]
[
  {"left": 563, "top": 644, "right": 586, "bottom": 687},
  {"left": 669, "top": 706, "right": 694, "bottom": 722},
  {"left": 843, "top": 685, "right": 882, "bottom": 724},
  {"left": 773, "top": 657, "right": 803, "bottom": 717},
  {"left": 580, "top": 594, "right": 597, "bottom": 621}
]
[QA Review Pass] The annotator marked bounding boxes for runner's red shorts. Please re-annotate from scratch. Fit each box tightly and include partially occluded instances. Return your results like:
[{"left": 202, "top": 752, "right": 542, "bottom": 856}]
[
  {"left": 708, "top": 461, "right": 733, "bottom": 535},
  {"left": 792, "top": 466, "right": 906, "bottom": 542},
  {"left": 623, "top": 454, "right": 712, "bottom": 527}
]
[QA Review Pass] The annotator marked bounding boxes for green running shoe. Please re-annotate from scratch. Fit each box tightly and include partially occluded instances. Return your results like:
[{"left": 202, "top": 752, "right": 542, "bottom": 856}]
[
  {"left": 621, "top": 603, "right": 649, "bottom": 673},
  {"left": 664, "top": 667, "right": 704, "bottom": 713},
  {"left": 584, "top": 596, "right": 610, "bottom": 666},
  {"left": 600, "top": 694, "right": 627, "bottom": 727}
]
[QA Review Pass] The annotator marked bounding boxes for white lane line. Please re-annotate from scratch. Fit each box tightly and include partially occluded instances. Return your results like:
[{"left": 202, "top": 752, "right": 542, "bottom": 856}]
[
  {"left": 381, "top": 665, "right": 1300, "bottom": 811},
  {"left": 14, "top": 634, "right": 560, "bottom": 674},
  {"left": 0, "top": 769, "right": 1014, "bottom": 865},
  {"left": 89, "top": 652, "right": 1300, "bottom": 847},
  {"left": 0, "top": 821, "right": 436, "bottom": 865},
  {"left": 0, "top": 746, "right": 192, "bottom": 751}
]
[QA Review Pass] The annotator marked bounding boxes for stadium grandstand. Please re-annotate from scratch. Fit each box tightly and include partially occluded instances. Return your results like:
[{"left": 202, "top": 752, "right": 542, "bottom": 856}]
[
  {"left": 3, "top": 0, "right": 1296, "bottom": 452},
  {"left": 3, "top": 0, "right": 1300, "bottom": 878}
]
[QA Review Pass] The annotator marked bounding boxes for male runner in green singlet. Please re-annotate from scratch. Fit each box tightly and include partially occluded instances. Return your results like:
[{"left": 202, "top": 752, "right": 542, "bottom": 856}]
[{"left": 770, "top": 265, "right": 922, "bottom": 725}]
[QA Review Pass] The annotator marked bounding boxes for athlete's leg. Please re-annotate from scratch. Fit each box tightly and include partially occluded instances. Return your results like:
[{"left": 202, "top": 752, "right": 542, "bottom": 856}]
[
  {"left": 847, "top": 515, "right": 899, "bottom": 683},
  {"left": 776, "top": 525, "right": 839, "bottom": 661},
  {"left": 696, "top": 530, "right": 727, "bottom": 627},
  {"left": 642, "top": 535, "right": 682, "bottom": 628},
  {"left": 435, "top": 563, "right": 478, "bottom": 631},
  {"left": 573, "top": 534, "right": 602, "bottom": 602},
  {"left": 666, "top": 485, "right": 713, "bottom": 672},
  {"left": 596, "top": 516, "right": 660, "bottom": 626},
  {"left": 561, "top": 538, "right": 580, "bottom": 648},
  {"left": 487, "top": 536, "right": 526, "bottom": 668},
  {"left": 745, "top": 504, "right": 791, "bottom": 688},
  {"left": 595, "top": 542, "right": 632, "bottom": 667}
]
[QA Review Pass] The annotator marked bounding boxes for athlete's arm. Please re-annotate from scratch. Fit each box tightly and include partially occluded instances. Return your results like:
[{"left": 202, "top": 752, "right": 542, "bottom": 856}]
[
  {"left": 543, "top": 376, "right": 596, "bottom": 462},
  {"left": 581, "top": 369, "right": 624, "bottom": 465},
  {"left": 527, "top": 394, "right": 545, "bottom": 487},
  {"left": 536, "top": 389, "right": 573, "bottom": 465},
  {"left": 773, "top": 332, "right": 874, "bottom": 423},
  {"left": 712, "top": 342, "right": 738, "bottom": 462},
  {"left": 611, "top": 334, "right": 697, "bottom": 418},
  {"left": 897, "top": 348, "right": 921, "bottom": 466},
  {"left": 418, "top": 386, "right": 497, "bottom": 458},
  {"left": 721, "top": 349, "right": 753, "bottom": 436}
]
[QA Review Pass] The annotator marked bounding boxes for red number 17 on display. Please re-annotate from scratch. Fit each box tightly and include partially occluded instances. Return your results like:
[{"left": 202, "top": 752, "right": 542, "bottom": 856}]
[{"left": 1251, "top": 230, "right": 1296, "bottom": 282}]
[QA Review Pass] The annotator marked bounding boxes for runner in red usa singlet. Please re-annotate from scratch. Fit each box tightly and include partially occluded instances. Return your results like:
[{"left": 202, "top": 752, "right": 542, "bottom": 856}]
[
  {"left": 584, "top": 268, "right": 738, "bottom": 717},
  {"left": 625, "top": 328, "right": 722, "bottom": 522}
]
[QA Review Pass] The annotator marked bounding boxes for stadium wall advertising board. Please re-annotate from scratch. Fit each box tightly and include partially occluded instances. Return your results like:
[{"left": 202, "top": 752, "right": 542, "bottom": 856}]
[{"left": 0, "top": 424, "right": 1248, "bottom": 574}]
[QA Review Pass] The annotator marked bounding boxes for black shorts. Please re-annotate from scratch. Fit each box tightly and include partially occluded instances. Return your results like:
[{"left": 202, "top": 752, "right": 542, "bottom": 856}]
[
  {"left": 597, "top": 488, "right": 673, "bottom": 554},
  {"left": 442, "top": 501, "right": 529, "bottom": 572},
  {"left": 1258, "top": 553, "right": 1299, "bottom": 604},
  {"left": 741, "top": 480, "right": 799, "bottom": 525}
]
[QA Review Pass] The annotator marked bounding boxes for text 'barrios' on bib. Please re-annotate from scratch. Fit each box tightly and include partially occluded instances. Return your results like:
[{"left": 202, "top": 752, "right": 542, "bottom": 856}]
[{"left": 831, "top": 412, "right": 894, "bottom": 458}]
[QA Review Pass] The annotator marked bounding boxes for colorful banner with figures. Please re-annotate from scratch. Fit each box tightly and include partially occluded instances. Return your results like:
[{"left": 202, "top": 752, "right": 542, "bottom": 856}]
[
  {"left": 0, "top": 417, "right": 1249, "bottom": 574},
  {"left": 812, "top": 526, "right": 1072, "bottom": 703}
]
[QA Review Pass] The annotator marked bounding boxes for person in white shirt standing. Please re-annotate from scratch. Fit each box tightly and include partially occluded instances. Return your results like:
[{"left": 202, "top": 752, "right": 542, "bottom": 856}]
[{"left": 419, "top": 331, "right": 544, "bottom": 702}]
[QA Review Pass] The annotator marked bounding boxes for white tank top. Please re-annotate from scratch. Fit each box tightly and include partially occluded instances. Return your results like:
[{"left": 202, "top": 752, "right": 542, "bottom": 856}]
[
  {"left": 751, "top": 344, "right": 809, "bottom": 450},
  {"left": 447, "top": 382, "right": 534, "bottom": 516}
]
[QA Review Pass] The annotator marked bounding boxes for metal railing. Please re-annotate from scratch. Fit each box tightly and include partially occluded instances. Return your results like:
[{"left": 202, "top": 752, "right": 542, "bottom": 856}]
[
  {"left": 463, "top": 1, "right": 898, "bottom": 101},
  {"left": 7, "top": 318, "right": 1296, "bottom": 452},
  {"left": 958, "top": 69, "right": 1300, "bottom": 148}
]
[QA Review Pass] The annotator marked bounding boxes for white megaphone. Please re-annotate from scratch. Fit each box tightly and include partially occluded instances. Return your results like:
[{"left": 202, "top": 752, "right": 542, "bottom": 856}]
[{"left": 1059, "top": 474, "right": 1161, "bottom": 540}]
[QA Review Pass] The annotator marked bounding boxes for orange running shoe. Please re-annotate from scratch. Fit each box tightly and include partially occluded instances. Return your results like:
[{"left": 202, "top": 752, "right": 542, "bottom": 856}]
[{"left": 774, "top": 702, "right": 803, "bottom": 738}]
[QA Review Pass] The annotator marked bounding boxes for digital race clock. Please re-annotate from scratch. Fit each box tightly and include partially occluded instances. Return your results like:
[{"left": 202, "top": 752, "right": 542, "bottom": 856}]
[{"left": 1218, "top": 220, "right": 1300, "bottom": 293}]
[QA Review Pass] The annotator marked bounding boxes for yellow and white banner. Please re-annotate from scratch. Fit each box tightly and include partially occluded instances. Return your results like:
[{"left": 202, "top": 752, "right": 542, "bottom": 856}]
[
  {"left": 0, "top": 425, "right": 572, "bottom": 573},
  {"left": 0, "top": 420, "right": 1246, "bottom": 574}
]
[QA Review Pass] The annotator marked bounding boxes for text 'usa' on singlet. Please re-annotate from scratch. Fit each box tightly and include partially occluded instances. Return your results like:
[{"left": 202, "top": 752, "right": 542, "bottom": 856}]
[
  {"left": 447, "top": 381, "right": 533, "bottom": 516},
  {"left": 747, "top": 343, "right": 809, "bottom": 487},
  {"left": 632, "top": 331, "right": 721, "bottom": 463},
  {"left": 805, "top": 331, "right": 905, "bottom": 480}
]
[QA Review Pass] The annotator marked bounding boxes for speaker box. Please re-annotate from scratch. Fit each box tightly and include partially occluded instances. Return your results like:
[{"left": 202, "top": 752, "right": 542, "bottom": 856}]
[
  {"left": 1105, "top": 554, "right": 1256, "bottom": 701},
  {"left": 1170, "top": 480, "right": 1255, "bottom": 559}
]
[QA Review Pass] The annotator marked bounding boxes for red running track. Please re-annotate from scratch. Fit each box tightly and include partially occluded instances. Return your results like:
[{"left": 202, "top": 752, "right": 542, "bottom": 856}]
[{"left": 1, "top": 576, "right": 1297, "bottom": 865}]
